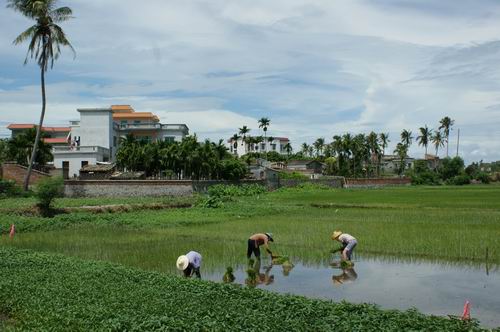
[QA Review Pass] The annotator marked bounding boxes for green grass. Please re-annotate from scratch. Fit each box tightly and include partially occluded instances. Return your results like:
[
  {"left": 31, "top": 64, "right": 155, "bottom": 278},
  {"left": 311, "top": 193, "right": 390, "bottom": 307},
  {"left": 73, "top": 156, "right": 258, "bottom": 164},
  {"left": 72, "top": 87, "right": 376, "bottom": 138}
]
[
  {"left": 0, "top": 247, "right": 487, "bottom": 332},
  {"left": 1, "top": 185, "right": 499, "bottom": 266}
]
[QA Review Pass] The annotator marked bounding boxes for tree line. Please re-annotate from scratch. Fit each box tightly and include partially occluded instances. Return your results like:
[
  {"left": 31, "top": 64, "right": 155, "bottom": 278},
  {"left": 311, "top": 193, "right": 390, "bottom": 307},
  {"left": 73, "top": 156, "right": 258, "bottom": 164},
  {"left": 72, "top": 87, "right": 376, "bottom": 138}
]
[{"left": 115, "top": 134, "right": 247, "bottom": 180}]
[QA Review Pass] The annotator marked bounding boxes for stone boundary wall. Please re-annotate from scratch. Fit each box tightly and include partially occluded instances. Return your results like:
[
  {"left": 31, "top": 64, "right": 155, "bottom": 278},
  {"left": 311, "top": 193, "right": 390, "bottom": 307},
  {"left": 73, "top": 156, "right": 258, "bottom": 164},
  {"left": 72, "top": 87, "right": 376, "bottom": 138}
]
[
  {"left": 344, "top": 177, "right": 411, "bottom": 188},
  {"left": 0, "top": 162, "right": 51, "bottom": 187},
  {"left": 277, "top": 178, "right": 344, "bottom": 189},
  {"left": 64, "top": 180, "right": 194, "bottom": 197},
  {"left": 64, "top": 179, "right": 266, "bottom": 197}
]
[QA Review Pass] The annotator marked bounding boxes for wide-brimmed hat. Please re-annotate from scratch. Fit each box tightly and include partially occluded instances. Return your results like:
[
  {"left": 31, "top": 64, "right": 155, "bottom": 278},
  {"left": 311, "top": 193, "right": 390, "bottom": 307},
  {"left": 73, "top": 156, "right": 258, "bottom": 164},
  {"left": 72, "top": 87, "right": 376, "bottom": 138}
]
[
  {"left": 265, "top": 232, "right": 274, "bottom": 242},
  {"left": 331, "top": 231, "right": 342, "bottom": 240},
  {"left": 176, "top": 255, "right": 189, "bottom": 270}
]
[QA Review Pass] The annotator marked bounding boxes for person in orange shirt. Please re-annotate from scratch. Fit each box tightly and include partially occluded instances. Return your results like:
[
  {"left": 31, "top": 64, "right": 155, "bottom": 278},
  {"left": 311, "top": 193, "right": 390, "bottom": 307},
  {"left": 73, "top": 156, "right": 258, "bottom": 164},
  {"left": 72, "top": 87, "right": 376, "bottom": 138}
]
[{"left": 247, "top": 233, "right": 274, "bottom": 260}]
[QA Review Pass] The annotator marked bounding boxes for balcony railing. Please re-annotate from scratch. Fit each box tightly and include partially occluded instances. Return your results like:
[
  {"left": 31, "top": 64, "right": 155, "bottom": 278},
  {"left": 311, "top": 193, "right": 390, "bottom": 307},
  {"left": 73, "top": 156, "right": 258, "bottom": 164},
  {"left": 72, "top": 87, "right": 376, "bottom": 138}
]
[
  {"left": 52, "top": 146, "right": 110, "bottom": 155},
  {"left": 119, "top": 123, "right": 162, "bottom": 130}
]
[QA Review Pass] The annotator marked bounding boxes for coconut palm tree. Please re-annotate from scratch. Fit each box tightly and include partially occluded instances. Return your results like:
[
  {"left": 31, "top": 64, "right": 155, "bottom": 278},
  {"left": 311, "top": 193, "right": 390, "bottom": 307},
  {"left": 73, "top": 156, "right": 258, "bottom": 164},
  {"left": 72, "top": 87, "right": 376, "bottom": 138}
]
[
  {"left": 367, "top": 131, "right": 381, "bottom": 176},
  {"left": 313, "top": 138, "right": 325, "bottom": 157},
  {"left": 258, "top": 117, "right": 270, "bottom": 158},
  {"left": 8, "top": 0, "right": 75, "bottom": 190},
  {"left": 401, "top": 129, "right": 413, "bottom": 148},
  {"left": 417, "top": 125, "right": 432, "bottom": 156},
  {"left": 301, "top": 143, "right": 310, "bottom": 156},
  {"left": 393, "top": 142, "right": 409, "bottom": 176},
  {"left": 284, "top": 142, "right": 293, "bottom": 158},
  {"left": 431, "top": 130, "right": 445, "bottom": 156},
  {"left": 379, "top": 133, "right": 389, "bottom": 155},
  {"left": 439, "top": 116, "right": 454, "bottom": 157}
]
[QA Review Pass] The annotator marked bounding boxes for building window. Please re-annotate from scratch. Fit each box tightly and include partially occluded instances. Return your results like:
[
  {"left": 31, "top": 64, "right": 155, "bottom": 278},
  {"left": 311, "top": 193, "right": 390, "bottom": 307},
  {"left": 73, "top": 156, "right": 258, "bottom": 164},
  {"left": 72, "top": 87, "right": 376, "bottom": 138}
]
[
  {"left": 164, "top": 136, "right": 175, "bottom": 143},
  {"left": 272, "top": 144, "right": 276, "bottom": 151},
  {"left": 81, "top": 161, "right": 88, "bottom": 168},
  {"left": 134, "top": 120, "right": 141, "bottom": 125},
  {"left": 113, "top": 136, "right": 117, "bottom": 147}
]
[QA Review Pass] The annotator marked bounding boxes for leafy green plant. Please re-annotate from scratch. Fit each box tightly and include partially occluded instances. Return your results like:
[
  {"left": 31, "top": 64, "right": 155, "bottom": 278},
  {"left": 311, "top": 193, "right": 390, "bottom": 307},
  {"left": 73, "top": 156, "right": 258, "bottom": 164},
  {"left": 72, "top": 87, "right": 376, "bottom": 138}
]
[
  {"left": 222, "top": 266, "right": 235, "bottom": 283},
  {"left": 0, "top": 179, "right": 24, "bottom": 197},
  {"left": 34, "top": 177, "right": 64, "bottom": 216},
  {"left": 445, "top": 174, "right": 471, "bottom": 186}
]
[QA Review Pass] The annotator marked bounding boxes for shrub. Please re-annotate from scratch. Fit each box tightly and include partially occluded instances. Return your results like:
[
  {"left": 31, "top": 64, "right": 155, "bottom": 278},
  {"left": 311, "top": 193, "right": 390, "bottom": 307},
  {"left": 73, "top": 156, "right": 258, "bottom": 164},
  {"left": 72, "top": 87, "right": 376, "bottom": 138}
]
[
  {"left": 220, "top": 158, "right": 248, "bottom": 181},
  {"left": 279, "top": 171, "right": 309, "bottom": 180},
  {"left": 34, "top": 177, "right": 64, "bottom": 216},
  {"left": 445, "top": 174, "right": 471, "bottom": 186},
  {"left": 0, "top": 179, "right": 23, "bottom": 197},
  {"left": 475, "top": 172, "right": 490, "bottom": 184},
  {"left": 438, "top": 157, "right": 465, "bottom": 180},
  {"left": 410, "top": 171, "right": 441, "bottom": 185}
]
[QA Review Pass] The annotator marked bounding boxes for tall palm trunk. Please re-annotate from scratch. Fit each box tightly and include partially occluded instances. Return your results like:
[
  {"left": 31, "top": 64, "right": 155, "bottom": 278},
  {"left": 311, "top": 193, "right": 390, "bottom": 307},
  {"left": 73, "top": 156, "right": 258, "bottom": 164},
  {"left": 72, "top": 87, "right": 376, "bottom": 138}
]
[
  {"left": 446, "top": 137, "right": 449, "bottom": 157},
  {"left": 24, "top": 63, "right": 46, "bottom": 190}
]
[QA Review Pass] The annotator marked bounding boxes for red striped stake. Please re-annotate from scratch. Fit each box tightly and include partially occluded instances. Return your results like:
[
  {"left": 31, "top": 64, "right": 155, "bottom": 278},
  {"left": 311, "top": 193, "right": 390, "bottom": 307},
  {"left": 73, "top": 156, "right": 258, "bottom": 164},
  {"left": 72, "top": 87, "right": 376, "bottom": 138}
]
[
  {"left": 9, "top": 224, "right": 15, "bottom": 239},
  {"left": 461, "top": 300, "right": 471, "bottom": 320}
]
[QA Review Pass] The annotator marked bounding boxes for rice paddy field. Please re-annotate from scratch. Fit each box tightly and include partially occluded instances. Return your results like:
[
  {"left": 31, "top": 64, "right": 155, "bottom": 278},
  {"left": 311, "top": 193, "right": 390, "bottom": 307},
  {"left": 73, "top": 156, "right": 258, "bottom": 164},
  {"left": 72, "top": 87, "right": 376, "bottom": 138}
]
[{"left": 1, "top": 185, "right": 500, "bottom": 330}]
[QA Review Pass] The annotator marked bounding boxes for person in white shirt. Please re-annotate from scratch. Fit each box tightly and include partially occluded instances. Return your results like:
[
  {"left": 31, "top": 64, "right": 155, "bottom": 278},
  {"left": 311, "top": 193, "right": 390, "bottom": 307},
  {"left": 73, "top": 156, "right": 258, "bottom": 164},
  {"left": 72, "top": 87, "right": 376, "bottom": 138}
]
[
  {"left": 176, "top": 251, "right": 202, "bottom": 278},
  {"left": 331, "top": 231, "right": 357, "bottom": 261}
]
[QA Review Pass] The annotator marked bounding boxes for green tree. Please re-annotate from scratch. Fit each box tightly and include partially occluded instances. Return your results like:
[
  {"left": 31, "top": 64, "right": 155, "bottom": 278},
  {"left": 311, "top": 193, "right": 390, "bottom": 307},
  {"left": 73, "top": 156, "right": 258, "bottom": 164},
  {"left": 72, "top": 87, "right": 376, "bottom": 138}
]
[
  {"left": 417, "top": 125, "right": 432, "bottom": 156},
  {"left": 0, "top": 139, "right": 9, "bottom": 164},
  {"left": 238, "top": 126, "right": 250, "bottom": 146},
  {"left": 8, "top": 0, "right": 75, "bottom": 190},
  {"left": 431, "top": 130, "right": 445, "bottom": 156},
  {"left": 7, "top": 128, "right": 53, "bottom": 166},
  {"left": 379, "top": 133, "right": 389, "bottom": 155},
  {"left": 258, "top": 117, "right": 270, "bottom": 158},
  {"left": 393, "top": 142, "right": 409, "bottom": 176},
  {"left": 439, "top": 116, "right": 454, "bottom": 157},
  {"left": 313, "top": 138, "right": 325, "bottom": 157},
  {"left": 283, "top": 142, "right": 293, "bottom": 159},
  {"left": 401, "top": 129, "right": 412, "bottom": 148}
]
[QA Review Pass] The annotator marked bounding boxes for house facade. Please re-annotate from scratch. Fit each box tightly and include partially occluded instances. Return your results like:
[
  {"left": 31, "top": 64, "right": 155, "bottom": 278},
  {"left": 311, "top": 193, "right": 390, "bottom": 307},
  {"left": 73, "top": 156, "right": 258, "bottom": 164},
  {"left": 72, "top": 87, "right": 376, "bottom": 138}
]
[
  {"left": 228, "top": 136, "right": 290, "bottom": 157},
  {"left": 7, "top": 124, "right": 70, "bottom": 148},
  {"left": 380, "top": 155, "right": 414, "bottom": 174},
  {"left": 7, "top": 105, "right": 189, "bottom": 178}
]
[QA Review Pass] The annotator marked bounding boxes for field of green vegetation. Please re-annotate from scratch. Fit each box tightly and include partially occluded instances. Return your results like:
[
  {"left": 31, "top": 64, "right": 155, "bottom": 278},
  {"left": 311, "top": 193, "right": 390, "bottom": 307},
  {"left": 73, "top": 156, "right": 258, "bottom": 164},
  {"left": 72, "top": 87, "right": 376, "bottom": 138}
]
[
  {"left": 0, "top": 247, "right": 487, "bottom": 331},
  {"left": 1, "top": 185, "right": 499, "bottom": 330}
]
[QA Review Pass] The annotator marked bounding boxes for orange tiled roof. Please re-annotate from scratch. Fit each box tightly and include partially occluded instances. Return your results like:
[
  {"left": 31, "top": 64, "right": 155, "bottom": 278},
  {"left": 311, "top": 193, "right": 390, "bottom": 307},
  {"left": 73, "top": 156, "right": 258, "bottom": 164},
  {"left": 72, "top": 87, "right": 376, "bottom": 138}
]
[
  {"left": 43, "top": 138, "right": 69, "bottom": 144},
  {"left": 112, "top": 112, "right": 159, "bottom": 121},
  {"left": 111, "top": 105, "right": 134, "bottom": 113},
  {"left": 7, "top": 124, "right": 70, "bottom": 132}
]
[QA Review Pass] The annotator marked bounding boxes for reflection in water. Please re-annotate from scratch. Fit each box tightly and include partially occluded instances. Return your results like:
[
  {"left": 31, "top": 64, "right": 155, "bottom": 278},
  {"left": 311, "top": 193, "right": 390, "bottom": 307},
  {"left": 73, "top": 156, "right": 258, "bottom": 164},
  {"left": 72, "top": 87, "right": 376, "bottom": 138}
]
[{"left": 332, "top": 268, "right": 358, "bottom": 285}]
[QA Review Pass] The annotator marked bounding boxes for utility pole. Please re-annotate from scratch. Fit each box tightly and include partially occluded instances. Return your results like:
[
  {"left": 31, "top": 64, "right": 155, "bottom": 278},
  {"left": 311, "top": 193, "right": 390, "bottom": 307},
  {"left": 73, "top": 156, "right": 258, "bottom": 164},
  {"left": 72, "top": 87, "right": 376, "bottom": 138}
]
[{"left": 456, "top": 128, "right": 460, "bottom": 157}]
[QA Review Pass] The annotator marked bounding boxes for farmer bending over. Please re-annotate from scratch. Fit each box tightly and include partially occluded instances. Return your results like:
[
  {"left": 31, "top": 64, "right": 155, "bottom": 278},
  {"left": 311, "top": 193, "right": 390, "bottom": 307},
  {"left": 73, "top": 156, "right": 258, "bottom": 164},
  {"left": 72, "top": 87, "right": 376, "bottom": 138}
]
[
  {"left": 331, "top": 231, "right": 357, "bottom": 261},
  {"left": 247, "top": 233, "right": 274, "bottom": 261},
  {"left": 176, "top": 251, "right": 202, "bottom": 278}
]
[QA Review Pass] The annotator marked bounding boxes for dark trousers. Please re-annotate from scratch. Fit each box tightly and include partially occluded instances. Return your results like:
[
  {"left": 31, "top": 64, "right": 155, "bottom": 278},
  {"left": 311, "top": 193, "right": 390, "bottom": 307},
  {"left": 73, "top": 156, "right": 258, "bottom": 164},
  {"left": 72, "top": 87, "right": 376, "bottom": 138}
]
[{"left": 247, "top": 239, "right": 260, "bottom": 258}]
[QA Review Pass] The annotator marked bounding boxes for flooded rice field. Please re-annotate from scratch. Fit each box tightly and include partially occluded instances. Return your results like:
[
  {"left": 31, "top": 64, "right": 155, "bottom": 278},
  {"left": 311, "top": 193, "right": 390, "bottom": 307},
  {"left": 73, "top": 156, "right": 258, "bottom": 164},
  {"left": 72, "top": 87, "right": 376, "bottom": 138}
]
[
  {"left": 204, "top": 257, "right": 500, "bottom": 328},
  {"left": 2, "top": 227, "right": 499, "bottom": 328}
]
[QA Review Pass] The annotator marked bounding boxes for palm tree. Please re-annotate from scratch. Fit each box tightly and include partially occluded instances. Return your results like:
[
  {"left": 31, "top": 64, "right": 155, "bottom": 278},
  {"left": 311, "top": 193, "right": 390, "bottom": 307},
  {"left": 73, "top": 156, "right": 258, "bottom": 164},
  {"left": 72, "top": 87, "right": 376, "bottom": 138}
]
[
  {"left": 238, "top": 126, "right": 250, "bottom": 153},
  {"left": 417, "top": 125, "right": 432, "bottom": 156},
  {"left": 379, "top": 133, "right": 389, "bottom": 155},
  {"left": 301, "top": 143, "right": 309, "bottom": 156},
  {"left": 313, "top": 138, "right": 325, "bottom": 157},
  {"left": 8, "top": 0, "right": 75, "bottom": 190},
  {"left": 367, "top": 132, "right": 381, "bottom": 176},
  {"left": 393, "top": 142, "right": 409, "bottom": 176},
  {"left": 401, "top": 129, "right": 413, "bottom": 148},
  {"left": 431, "top": 130, "right": 445, "bottom": 156},
  {"left": 439, "top": 116, "right": 454, "bottom": 157},
  {"left": 258, "top": 117, "right": 270, "bottom": 158},
  {"left": 284, "top": 142, "right": 293, "bottom": 158}
]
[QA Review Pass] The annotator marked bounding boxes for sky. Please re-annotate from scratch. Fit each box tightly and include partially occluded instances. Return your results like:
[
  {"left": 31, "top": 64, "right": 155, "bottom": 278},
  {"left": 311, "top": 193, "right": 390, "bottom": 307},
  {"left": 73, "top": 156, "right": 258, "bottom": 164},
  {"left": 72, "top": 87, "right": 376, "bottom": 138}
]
[{"left": 1, "top": 0, "right": 500, "bottom": 163}]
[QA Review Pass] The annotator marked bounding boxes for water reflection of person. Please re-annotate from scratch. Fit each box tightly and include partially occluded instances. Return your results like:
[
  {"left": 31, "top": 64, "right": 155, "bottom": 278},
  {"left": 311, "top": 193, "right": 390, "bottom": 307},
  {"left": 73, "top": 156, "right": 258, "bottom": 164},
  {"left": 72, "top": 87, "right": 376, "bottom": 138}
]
[
  {"left": 254, "top": 259, "right": 274, "bottom": 285},
  {"left": 332, "top": 268, "right": 358, "bottom": 285}
]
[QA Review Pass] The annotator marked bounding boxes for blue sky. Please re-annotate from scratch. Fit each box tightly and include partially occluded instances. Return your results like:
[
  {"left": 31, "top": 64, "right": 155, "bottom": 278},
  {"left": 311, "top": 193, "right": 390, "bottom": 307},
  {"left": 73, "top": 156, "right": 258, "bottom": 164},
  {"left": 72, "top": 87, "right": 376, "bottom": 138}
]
[{"left": 1, "top": 0, "right": 500, "bottom": 163}]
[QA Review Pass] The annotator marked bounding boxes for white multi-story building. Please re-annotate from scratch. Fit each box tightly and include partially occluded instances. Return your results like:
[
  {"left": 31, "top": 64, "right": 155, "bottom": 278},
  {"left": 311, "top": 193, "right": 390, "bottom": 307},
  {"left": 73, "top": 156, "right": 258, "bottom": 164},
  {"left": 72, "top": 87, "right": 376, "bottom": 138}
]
[
  {"left": 228, "top": 136, "right": 290, "bottom": 157},
  {"left": 8, "top": 105, "right": 189, "bottom": 178}
]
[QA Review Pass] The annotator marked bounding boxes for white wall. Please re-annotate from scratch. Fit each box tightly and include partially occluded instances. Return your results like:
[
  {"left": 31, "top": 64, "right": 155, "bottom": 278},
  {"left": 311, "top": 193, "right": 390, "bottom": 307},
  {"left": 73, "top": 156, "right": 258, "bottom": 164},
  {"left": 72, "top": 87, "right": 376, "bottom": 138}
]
[
  {"left": 78, "top": 109, "right": 113, "bottom": 150},
  {"left": 53, "top": 152, "right": 101, "bottom": 178}
]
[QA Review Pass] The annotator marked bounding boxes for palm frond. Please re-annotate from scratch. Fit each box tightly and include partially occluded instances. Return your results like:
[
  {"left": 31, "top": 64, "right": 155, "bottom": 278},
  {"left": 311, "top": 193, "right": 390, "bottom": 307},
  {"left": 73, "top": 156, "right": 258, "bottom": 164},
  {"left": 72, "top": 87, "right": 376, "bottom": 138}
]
[{"left": 50, "top": 6, "right": 72, "bottom": 22}]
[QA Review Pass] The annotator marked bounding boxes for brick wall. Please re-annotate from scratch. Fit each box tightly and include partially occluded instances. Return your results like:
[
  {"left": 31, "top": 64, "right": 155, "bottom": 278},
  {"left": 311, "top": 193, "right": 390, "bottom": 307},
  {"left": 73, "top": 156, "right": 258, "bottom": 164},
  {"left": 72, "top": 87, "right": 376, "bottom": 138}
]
[
  {"left": 344, "top": 177, "right": 411, "bottom": 188},
  {"left": 0, "top": 162, "right": 51, "bottom": 187}
]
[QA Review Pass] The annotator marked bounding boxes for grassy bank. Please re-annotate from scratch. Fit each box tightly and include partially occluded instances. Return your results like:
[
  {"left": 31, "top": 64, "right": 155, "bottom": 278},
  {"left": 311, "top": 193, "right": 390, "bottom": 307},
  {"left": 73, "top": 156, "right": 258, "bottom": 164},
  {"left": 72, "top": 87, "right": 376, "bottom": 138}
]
[{"left": 0, "top": 247, "right": 486, "bottom": 332}]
